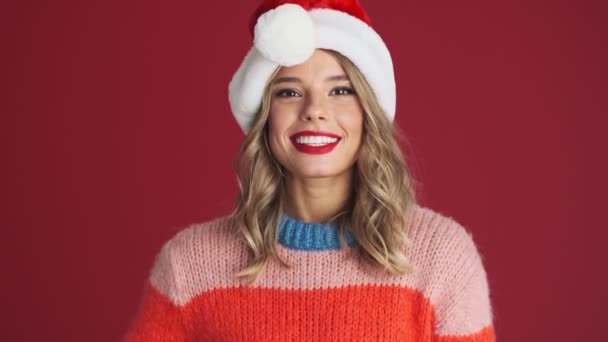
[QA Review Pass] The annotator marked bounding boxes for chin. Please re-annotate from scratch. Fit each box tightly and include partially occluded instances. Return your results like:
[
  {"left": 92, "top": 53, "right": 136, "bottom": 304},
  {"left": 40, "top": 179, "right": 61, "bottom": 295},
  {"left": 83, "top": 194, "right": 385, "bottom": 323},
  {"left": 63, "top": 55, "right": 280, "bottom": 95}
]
[
  {"left": 291, "top": 165, "right": 353, "bottom": 179},
  {"left": 293, "top": 169, "right": 336, "bottom": 179}
]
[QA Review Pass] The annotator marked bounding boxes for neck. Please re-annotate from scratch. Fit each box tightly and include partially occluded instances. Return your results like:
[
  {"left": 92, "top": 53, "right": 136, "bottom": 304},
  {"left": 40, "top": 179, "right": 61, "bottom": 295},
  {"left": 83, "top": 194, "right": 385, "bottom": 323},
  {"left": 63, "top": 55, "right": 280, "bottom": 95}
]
[{"left": 284, "top": 170, "right": 354, "bottom": 223}]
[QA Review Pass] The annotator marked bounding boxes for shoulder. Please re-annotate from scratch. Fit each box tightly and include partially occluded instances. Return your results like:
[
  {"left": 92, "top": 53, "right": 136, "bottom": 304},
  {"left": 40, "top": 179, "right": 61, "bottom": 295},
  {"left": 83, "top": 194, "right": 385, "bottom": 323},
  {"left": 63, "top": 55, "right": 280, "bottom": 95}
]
[
  {"left": 151, "top": 214, "right": 236, "bottom": 267},
  {"left": 406, "top": 204, "right": 483, "bottom": 268},
  {"left": 404, "top": 204, "right": 490, "bottom": 302},
  {"left": 148, "top": 214, "right": 246, "bottom": 305},
  {"left": 405, "top": 205, "right": 493, "bottom": 334},
  {"left": 163, "top": 214, "right": 239, "bottom": 254},
  {"left": 157, "top": 214, "right": 246, "bottom": 274}
]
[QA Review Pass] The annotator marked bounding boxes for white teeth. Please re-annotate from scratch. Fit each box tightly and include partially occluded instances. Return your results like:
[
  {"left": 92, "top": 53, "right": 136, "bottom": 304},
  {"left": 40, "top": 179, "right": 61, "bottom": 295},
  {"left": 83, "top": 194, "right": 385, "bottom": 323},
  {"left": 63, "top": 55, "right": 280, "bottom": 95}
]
[{"left": 295, "top": 136, "right": 339, "bottom": 146}]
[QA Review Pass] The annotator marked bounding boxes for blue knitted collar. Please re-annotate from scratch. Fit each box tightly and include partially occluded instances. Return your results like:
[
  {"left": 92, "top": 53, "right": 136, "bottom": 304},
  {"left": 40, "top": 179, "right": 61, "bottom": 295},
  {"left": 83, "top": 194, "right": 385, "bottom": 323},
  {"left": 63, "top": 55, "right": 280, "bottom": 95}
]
[{"left": 278, "top": 213, "right": 357, "bottom": 251}]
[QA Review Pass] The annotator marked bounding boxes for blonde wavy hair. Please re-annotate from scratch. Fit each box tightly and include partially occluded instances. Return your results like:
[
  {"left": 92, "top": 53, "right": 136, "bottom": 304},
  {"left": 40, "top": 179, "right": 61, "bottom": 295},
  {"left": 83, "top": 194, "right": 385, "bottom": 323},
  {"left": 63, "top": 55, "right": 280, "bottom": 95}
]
[{"left": 231, "top": 50, "right": 417, "bottom": 284}]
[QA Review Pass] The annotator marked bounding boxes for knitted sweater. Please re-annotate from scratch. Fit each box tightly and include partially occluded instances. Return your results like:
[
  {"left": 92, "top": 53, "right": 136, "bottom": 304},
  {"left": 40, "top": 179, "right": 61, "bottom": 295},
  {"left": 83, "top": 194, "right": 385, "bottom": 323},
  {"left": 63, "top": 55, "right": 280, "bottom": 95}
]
[{"left": 125, "top": 205, "right": 495, "bottom": 341}]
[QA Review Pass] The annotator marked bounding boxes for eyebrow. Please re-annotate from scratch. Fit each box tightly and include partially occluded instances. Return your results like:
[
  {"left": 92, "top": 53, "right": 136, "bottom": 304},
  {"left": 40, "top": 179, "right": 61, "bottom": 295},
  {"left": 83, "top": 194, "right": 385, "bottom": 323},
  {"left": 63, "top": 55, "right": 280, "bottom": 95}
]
[{"left": 273, "top": 75, "right": 350, "bottom": 85}]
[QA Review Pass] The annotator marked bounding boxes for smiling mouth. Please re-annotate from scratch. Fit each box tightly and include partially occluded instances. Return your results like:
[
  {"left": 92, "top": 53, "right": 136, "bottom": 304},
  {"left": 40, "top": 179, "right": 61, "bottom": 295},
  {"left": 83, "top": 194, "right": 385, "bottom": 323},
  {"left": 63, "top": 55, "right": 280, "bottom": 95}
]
[
  {"left": 290, "top": 131, "right": 342, "bottom": 155},
  {"left": 294, "top": 136, "right": 340, "bottom": 146}
]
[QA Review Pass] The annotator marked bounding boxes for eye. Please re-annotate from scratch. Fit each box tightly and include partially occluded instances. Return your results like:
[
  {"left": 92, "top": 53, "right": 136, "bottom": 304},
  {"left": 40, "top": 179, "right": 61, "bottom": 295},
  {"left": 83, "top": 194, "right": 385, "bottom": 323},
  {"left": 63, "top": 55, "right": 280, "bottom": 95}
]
[
  {"left": 331, "top": 87, "right": 356, "bottom": 96},
  {"left": 275, "top": 89, "right": 301, "bottom": 98}
]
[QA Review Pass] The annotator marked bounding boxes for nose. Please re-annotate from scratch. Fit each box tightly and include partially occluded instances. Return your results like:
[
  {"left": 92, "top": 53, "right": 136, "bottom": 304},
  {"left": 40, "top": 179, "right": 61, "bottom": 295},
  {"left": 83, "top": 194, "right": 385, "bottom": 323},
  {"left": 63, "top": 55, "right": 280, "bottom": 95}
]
[{"left": 300, "top": 95, "right": 327, "bottom": 122}]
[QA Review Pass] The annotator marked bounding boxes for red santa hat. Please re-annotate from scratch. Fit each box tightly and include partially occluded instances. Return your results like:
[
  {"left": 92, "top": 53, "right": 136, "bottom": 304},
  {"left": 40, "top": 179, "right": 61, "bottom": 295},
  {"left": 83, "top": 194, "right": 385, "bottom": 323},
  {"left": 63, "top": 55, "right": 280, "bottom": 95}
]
[{"left": 229, "top": 0, "right": 396, "bottom": 133}]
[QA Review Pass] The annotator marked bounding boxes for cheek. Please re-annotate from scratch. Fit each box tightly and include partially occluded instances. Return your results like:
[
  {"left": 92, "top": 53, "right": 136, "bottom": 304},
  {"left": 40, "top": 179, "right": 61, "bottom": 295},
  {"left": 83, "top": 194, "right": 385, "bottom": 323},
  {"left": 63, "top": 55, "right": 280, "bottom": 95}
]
[
  {"left": 267, "top": 109, "right": 289, "bottom": 153},
  {"left": 268, "top": 105, "right": 291, "bottom": 132},
  {"left": 338, "top": 106, "right": 364, "bottom": 139}
]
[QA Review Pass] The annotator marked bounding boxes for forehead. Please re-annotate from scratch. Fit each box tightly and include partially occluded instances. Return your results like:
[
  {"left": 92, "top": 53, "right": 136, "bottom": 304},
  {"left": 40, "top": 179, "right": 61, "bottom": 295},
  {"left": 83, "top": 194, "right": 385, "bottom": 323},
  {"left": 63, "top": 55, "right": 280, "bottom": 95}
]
[{"left": 275, "top": 49, "right": 346, "bottom": 80}]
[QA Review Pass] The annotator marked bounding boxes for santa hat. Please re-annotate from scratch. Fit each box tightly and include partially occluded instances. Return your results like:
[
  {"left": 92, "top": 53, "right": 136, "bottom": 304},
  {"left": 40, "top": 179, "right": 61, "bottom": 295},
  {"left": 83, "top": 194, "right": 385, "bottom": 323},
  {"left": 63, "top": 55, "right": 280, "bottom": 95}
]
[{"left": 229, "top": 0, "right": 395, "bottom": 133}]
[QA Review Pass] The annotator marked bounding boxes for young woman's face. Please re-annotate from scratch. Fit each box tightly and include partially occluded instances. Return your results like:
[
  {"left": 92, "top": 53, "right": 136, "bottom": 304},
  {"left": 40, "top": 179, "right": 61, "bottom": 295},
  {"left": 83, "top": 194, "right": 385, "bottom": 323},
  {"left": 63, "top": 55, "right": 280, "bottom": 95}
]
[{"left": 267, "top": 50, "right": 364, "bottom": 179}]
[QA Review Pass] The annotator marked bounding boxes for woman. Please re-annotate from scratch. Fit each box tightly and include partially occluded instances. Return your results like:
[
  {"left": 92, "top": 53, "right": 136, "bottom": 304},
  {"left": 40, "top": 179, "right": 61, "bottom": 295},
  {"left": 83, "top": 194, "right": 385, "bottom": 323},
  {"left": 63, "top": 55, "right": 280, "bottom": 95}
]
[{"left": 126, "top": 0, "right": 495, "bottom": 341}]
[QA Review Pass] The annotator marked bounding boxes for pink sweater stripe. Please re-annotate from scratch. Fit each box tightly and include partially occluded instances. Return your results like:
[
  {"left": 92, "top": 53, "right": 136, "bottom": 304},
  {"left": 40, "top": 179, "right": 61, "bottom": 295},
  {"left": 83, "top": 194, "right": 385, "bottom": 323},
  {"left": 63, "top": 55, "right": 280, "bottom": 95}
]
[{"left": 145, "top": 205, "right": 493, "bottom": 337}]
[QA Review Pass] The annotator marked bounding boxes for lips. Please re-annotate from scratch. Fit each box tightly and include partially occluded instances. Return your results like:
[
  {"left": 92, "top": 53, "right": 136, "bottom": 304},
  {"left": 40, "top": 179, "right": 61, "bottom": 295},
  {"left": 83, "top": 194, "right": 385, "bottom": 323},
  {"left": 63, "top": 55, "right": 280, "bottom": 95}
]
[{"left": 290, "top": 130, "right": 342, "bottom": 155}]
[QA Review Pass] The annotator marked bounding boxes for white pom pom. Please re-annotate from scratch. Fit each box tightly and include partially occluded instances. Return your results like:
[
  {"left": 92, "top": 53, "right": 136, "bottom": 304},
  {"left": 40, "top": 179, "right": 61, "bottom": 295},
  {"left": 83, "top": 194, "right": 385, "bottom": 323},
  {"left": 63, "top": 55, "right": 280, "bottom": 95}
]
[{"left": 254, "top": 4, "right": 315, "bottom": 66}]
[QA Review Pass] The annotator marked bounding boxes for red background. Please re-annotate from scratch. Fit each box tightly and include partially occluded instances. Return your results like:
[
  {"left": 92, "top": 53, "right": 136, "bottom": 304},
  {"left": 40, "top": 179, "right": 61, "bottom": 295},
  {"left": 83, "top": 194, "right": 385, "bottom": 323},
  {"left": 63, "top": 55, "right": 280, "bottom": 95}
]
[{"left": 2, "top": 0, "right": 607, "bottom": 341}]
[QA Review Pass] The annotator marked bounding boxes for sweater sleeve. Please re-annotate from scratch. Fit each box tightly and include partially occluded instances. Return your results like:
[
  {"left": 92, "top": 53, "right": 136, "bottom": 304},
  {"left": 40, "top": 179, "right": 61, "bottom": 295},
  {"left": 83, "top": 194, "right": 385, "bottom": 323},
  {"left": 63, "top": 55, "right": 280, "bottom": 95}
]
[
  {"left": 124, "top": 239, "right": 187, "bottom": 342},
  {"left": 431, "top": 219, "right": 496, "bottom": 342}
]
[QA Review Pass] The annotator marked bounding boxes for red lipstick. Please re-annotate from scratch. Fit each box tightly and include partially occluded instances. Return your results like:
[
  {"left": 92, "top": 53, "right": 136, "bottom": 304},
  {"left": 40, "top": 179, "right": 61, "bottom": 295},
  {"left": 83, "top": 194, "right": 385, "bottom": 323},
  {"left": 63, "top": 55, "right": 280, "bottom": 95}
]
[{"left": 290, "top": 131, "right": 342, "bottom": 155}]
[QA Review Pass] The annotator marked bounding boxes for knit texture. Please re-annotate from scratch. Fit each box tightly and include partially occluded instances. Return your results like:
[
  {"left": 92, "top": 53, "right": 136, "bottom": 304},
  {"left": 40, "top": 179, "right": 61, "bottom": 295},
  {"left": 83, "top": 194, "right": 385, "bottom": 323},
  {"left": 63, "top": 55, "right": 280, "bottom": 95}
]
[
  {"left": 278, "top": 213, "right": 357, "bottom": 250},
  {"left": 125, "top": 205, "right": 495, "bottom": 341}
]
